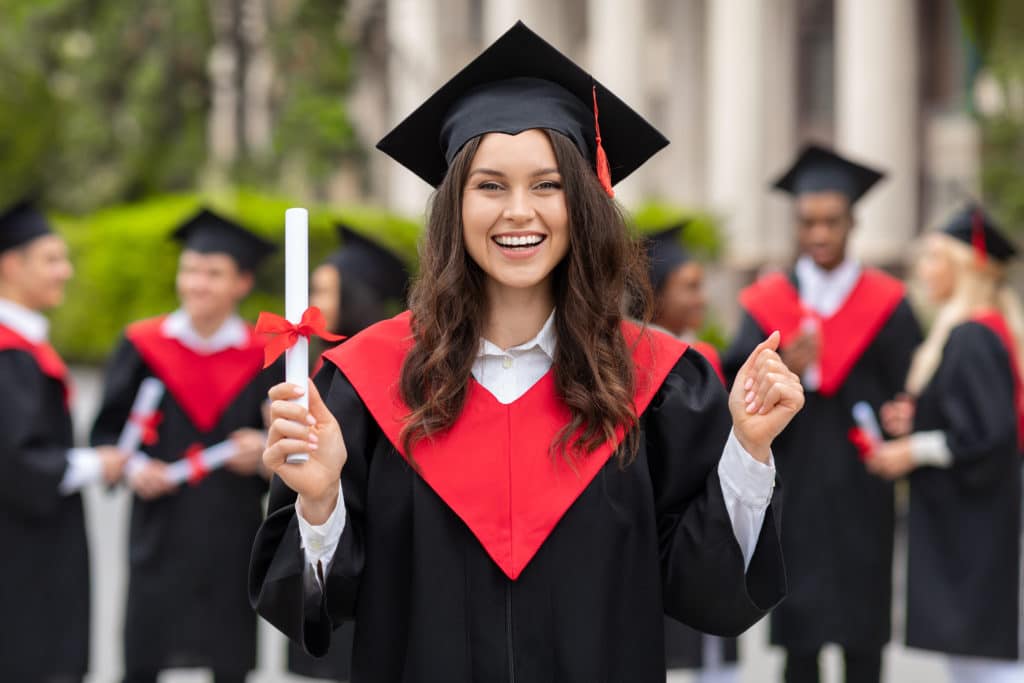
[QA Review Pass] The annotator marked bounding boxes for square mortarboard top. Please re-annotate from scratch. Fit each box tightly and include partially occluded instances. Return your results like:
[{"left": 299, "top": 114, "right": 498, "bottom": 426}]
[
  {"left": 644, "top": 224, "right": 692, "bottom": 292},
  {"left": 377, "top": 21, "right": 668, "bottom": 192},
  {"left": 942, "top": 202, "right": 1018, "bottom": 263},
  {"left": 327, "top": 223, "right": 409, "bottom": 301},
  {"left": 772, "top": 144, "right": 885, "bottom": 205},
  {"left": 0, "top": 199, "right": 54, "bottom": 253},
  {"left": 171, "top": 207, "right": 276, "bottom": 272}
]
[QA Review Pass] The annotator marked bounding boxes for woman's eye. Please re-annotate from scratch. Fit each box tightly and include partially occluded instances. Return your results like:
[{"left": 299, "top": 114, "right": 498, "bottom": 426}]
[
  {"left": 478, "top": 181, "right": 503, "bottom": 191},
  {"left": 534, "top": 181, "right": 562, "bottom": 191}
]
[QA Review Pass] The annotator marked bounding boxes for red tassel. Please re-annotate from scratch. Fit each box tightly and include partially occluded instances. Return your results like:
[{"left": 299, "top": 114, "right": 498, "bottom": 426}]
[
  {"left": 972, "top": 209, "right": 988, "bottom": 267},
  {"left": 592, "top": 85, "right": 614, "bottom": 198}
]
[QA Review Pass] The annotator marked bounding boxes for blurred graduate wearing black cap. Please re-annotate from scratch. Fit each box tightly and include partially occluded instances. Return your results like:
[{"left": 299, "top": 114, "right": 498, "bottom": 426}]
[
  {"left": 723, "top": 145, "right": 923, "bottom": 683},
  {"left": 287, "top": 223, "right": 408, "bottom": 682},
  {"left": 90, "top": 207, "right": 280, "bottom": 683},
  {"left": 872, "top": 204, "right": 1024, "bottom": 681},
  {"left": 250, "top": 21, "right": 797, "bottom": 683},
  {"left": 643, "top": 224, "right": 739, "bottom": 681},
  {"left": 0, "top": 199, "right": 129, "bottom": 682}
]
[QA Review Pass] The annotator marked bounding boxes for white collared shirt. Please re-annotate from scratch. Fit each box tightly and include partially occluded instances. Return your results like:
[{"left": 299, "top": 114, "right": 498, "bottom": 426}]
[
  {"left": 162, "top": 309, "right": 249, "bottom": 354},
  {"left": 297, "top": 312, "right": 776, "bottom": 592},
  {"left": 0, "top": 298, "right": 100, "bottom": 494},
  {"left": 794, "top": 256, "right": 863, "bottom": 390}
]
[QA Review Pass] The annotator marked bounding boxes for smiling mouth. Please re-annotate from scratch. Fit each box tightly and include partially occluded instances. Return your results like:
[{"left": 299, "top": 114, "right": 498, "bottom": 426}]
[{"left": 492, "top": 234, "right": 546, "bottom": 249}]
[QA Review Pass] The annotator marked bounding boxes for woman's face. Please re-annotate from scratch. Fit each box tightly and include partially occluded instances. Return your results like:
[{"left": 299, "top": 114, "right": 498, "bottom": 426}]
[
  {"left": 917, "top": 234, "right": 957, "bottom": 304},
  {"left": 461, "top": 129, "right": 570, "bottom": 297},
  {"left": 656, "top": 261, "right": 706, "bottom": 336},
  {"left": 310, "top": 263, "right": 341, "bottom": 332}
]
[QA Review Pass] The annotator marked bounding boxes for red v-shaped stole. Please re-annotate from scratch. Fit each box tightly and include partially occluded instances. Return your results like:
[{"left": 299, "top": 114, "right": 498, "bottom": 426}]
[
  {"left": 972, "top": 311, "right": 1024, "bottom": 451},
  {"left": 739, "top": 269, "right": 905, "bottom": 396},
  {"left": 323, "top": 312, "right": 687, "bottom": 580},
  {"left": 0, "top": 324, "right": 71, "bottom": 405},
  {"left": 126, "top": 316, "right": 266, "bottom": 433}
]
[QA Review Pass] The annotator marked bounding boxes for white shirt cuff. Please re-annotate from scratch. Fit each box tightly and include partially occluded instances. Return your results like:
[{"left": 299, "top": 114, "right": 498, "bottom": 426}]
[
  {"left": 718, "top": 430, "right": 776, "bottom": 570},
  {"left": 909, "top": 430, "right": 953, "bottom": 468},
  {"left": 297, "top": 485, "right": 346, "bottom": 592},
  {"left": 59, "top": 448, "right": 102, "bottom": 495}
]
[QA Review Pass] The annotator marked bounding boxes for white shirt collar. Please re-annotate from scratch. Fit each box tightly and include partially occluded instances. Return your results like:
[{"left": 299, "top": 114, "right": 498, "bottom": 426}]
[
  {"left": 478, "top": 309, "right": 557, "bottom": 360},
  {"left": 0, "top": 298, "right": 49, "bottom": 343},
  {"left": 161, "top": 309, "right": 249, "bottom": 354},
  {"left": 794, "top": 255, "right": 863, "bottom": 318}
]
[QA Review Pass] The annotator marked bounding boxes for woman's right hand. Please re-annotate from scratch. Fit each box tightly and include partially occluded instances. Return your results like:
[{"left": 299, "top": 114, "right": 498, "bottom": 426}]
[
  {"left": 265, "top": 379, "right": 348, "bottom": 524},
  {"left": 880, "top": 394, "right": 915, "bottom": 438}
]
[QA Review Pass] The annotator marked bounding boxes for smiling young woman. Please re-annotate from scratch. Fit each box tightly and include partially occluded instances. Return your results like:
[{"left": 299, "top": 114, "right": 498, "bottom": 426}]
[{"left": 250, "top": 22, "right": 803, "bottom": 683}]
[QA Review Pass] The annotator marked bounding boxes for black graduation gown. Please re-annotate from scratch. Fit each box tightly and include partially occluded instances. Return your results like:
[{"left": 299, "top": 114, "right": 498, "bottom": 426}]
[
  {"left": 723, "top": 270, "right": 921, "bottom": 652},
  {"left": 286, "top": 363, "right": 355, "bottom": 682},
  {"left": 0, "top": 335, "right": 89, "bottom": 680},
  {"left": 250, "top": 314, "right": 786, "bottom": 683},
  {"left": 90, "top": 318, "right": 278, "bottom": 674},
  {"left": 906, "top": 320, "right": 1022, "bottom": 660}
]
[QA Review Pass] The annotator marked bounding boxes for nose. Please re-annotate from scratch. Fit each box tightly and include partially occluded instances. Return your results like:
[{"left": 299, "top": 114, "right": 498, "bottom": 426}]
[{"left": 503, "top": 188, "right": 536, "bottom": 224}]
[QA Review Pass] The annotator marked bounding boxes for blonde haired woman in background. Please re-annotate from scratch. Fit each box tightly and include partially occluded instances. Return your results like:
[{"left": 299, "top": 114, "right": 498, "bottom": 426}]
[{"left": 872, "top": 204, "right": 1024, "bottom": 683}]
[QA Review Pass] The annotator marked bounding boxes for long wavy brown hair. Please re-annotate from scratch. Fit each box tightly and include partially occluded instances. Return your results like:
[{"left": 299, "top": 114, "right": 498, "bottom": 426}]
[{"left": 399, "top": 130, "right": 653, "bottom": 465}]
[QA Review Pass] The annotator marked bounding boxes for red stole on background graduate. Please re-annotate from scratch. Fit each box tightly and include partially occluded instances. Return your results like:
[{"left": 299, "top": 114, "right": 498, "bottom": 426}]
[
  {"left": 324, "top": 312, "right": 687, "bottom": 580},
  {"left": 126, "top": 316, "right": 265, "bottom": 433},
  {"left": 972, "top": 310, "right": 1024, "bottom": 451},
  {"left": 0, "top": 323, "right": 71, "bottom": 405},
  {"left": 739, "top": 269, "right": 905, "bottom": 396}
]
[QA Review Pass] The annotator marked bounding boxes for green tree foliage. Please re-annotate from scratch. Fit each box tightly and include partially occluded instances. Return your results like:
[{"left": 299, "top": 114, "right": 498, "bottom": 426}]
[
  {"left": 0, "top": 0, "right": 357, "bottom": 213},
  {"left": 958, "top": 0, "right": 1024, "bottom": 232}
]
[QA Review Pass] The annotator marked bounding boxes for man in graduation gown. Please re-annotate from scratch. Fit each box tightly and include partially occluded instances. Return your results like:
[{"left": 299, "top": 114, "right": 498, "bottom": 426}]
[
  {"left": 643, "top": 224, "right": 737, "bottom": 680},
  {"left": 723, "top": 146, "right": 923, "bottom": 683},
  {"left": 0, "top": 199, "right": 128, "bottom": 682},
  {"left": 289, "top": 224, "right": 409, "bottom": 681},
  {"left": 90, "top": 208, "right": 278, "bottom": 683}
]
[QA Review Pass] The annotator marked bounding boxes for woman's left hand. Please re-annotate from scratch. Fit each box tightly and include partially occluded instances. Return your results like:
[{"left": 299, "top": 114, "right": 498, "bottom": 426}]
[
  {"left": 730, "top": 331, "right": 806, "bottom": 463},
  {"left": 865, "top": 438, "right": 916, "bottom": 480}
]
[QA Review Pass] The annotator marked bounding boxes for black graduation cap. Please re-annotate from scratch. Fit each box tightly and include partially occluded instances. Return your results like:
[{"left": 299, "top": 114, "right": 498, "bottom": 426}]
[
  {"left": 0, "top": 199, "right": 54, "bottom": 252},
  {"left": 376, "top": 21, "right": 668, "bottom": 194},
  {"left": 942, "top": 203, "right": 1018, "bottom": 263},
  {"left": 327, "top": 224, "right": 409, "bottom": 302},
  {"left": 772, "top": 144, "right": 885, "bottom": 205},
  {"left": 644, "top": 224, "right": 691, "bottom": 292},
  {"left": 171, "top": 207, "right": 275, "bottom": 272}
]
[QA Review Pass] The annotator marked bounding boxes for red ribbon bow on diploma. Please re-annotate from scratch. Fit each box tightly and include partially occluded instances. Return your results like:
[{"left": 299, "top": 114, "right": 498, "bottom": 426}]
[
  {"left": 130, "top": 411, "right": 163, "bottom": 446},
  {"left": 848, "top": 427, "right": 876, "bottom": 462},
  {"left": 185, "top": 443, "right": 209, "bottom": 486},
  {"left": 255, "top": 306, "right": 344, "bottom": 368}
]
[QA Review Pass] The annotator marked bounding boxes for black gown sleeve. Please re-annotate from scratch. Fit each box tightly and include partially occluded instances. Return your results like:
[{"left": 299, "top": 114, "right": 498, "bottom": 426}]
[
  {"left": 874, "top": 299, "right": 923, "bottom": 405},
  {"left": 249, "top": 365, "right": 376, "bottom": 657},
  {"left": 89, "top": 334, "right": 146, "bottom": 447},
  {"left": 721, "top": 312, "right": 765, "bottom": 389},
  {"left": 646, "top": 348, "right": 786, "bottom": 636},
  {"left": 925, "top": 322, "right": 1017, "bottom": 489},
  {"left": 0, "top": 350, "right": 71, "bottom": 519}
]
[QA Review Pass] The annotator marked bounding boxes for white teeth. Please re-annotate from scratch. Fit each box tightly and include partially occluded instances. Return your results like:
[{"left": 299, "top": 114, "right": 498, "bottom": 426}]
[{"left": 495, "top": 235, "right": 543, "bottom": 247}]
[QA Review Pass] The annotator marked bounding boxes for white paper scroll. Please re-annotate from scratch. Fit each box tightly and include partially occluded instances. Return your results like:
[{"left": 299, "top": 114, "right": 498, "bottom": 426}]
[
  {"left": 164, "top": 440, "right": 239, "bottom": 485},
  {"left": 852, "top": 401, "right": 883, "bottom": 443},
  {"left": 285, "top": 207, "right": 310, "bottom": 463},
  {"left": 117, "top": 377, "right": 165, "bottom": 454}
]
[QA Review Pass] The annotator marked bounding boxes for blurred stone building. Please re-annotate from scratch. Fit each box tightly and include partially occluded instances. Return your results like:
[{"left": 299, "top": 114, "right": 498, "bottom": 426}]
[{"left": 340, "top": 0, "right": 978, "bottom": 308}]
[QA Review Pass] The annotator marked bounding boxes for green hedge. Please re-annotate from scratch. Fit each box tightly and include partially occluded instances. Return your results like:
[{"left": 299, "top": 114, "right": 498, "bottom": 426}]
[{"left": 51, "top": 189, "right": 421, "bottom": 363}]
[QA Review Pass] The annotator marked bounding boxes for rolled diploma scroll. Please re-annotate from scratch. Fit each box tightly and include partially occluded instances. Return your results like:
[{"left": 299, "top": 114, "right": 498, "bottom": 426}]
[
  {"left": 285, "top": 207, "right": 310, "bottom": 464},
  {"left": 852, "top": 401, "right": 884, "bottom": 444},
  {"left": 121, "top": 378, "right": 166, "bottom": 478},
  {"left": 164, "top": 440, "right": 239, "bottom": 486}
]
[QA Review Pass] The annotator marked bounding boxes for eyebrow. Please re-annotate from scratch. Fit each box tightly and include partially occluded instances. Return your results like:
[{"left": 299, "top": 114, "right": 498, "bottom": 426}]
[{"left": 468, "top": 167, "right": 561, "bottom": 178}]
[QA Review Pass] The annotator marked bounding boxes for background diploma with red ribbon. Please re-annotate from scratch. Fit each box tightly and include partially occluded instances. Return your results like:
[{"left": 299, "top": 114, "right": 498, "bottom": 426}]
[
  {"left": 848, "top": 400, "right": 883, "bottom": 461},
  {"left": 255, "top": 208, "right": 342, "bottom": 463},
  {"left": 117, "top": 377, "right": 165, "bottom": 454}
]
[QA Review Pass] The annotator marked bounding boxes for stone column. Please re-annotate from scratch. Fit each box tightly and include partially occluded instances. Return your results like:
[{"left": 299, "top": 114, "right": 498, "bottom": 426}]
[{"left": 836, "top": 0, "right": 919, "bottom": 264}]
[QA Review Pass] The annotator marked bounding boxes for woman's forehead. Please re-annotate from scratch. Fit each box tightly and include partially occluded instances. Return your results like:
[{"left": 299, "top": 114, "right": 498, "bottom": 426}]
[{"left": 470, "top": 130, "right": 559, "bottom": 170}]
